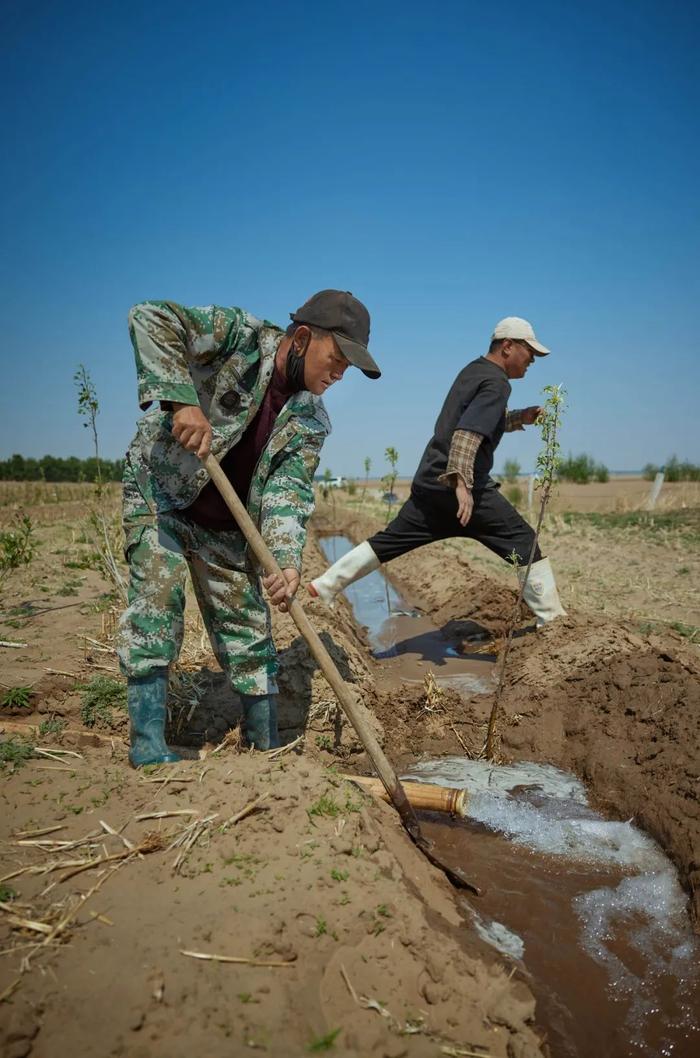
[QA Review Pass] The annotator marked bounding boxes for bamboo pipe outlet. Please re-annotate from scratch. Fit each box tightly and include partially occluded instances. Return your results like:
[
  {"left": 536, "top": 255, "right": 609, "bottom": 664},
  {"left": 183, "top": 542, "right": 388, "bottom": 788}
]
[{"left": 346, "top": 775, "right": 468, "bottom": 818}]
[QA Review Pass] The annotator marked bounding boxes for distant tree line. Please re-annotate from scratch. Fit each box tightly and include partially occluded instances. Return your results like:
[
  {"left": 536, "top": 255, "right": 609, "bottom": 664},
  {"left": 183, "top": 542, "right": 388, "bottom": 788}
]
[
  {"left": 642, "top": 456, "right": 700, "bottom": 482},
  {"left": 558, "top": 453, "right": 609, "bottom": 484},
  {"left": 0, "top": 454, "right": 124, "bottom": 482}
]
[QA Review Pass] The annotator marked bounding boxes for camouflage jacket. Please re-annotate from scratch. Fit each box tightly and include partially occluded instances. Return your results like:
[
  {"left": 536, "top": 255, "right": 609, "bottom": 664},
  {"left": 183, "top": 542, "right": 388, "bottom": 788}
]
[{"left": 125, "top": 301, "right": 331, "bottom": 570}]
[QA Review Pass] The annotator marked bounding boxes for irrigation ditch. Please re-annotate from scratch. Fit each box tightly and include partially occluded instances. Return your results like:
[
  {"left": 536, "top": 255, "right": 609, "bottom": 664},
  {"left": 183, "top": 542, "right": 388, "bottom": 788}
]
[{"left": 303, "top": 506, "right": 700, "bottom": 1057}]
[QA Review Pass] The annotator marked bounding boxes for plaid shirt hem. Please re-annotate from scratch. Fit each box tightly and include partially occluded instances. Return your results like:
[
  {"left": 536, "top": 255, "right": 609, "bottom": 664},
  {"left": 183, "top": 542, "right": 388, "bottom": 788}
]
[{"left": 438, "top": 429, "right": 482, "bottom": 489}]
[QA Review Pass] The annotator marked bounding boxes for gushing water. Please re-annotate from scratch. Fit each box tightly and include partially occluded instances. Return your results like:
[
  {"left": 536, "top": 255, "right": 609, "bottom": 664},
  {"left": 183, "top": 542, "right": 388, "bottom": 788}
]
[{"left": 405, "top": 758, "right": 700, "bottom": 1056}]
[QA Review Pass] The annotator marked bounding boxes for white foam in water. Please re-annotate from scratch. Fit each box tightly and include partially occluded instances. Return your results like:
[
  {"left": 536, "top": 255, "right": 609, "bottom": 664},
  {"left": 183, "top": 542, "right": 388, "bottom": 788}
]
[
  {"left": 405, "top": 756, "right": 587, "bottom": 801},
  {"left": 574, "top": 872, "right": 700, "bottom": 1050},
  {"left": 470, "top": 909, "right": 525, "bottom": 961},
  {"left": 405, "top": 757, "right": 668, "bottom": 869},
  {"left": 405, "top": 756, "right": 700, "bottom": 1049}
]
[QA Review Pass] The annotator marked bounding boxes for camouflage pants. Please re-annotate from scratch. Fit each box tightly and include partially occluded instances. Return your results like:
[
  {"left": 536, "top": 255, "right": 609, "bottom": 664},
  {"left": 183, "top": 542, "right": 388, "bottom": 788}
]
[{"left": 117, "top": 468, "right": 278, "bottom": 695}]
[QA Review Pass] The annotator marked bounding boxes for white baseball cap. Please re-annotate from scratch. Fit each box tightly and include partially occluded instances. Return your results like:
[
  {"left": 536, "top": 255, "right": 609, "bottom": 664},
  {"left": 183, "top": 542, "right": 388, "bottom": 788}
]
[{"left": 491, "top": 317, "right": 550, "bottom": 356}]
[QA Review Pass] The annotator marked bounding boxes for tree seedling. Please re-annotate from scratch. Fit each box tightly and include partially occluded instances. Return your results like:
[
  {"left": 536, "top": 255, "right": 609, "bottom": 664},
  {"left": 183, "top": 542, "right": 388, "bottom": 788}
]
[
  {"left": 485, "top": 384, "right": 566, "bottom": 759},
  {"left": 74, "top": 364, "right": 103, "bottom": 496},
  {"left": 73, "top": 363, "right": 127, "bottom": 602},
  {"left": 362, "top": 455, "right": 372, "bottom": 505},
  {"left": 381, "top": 446, "right": 399, "bottom": 613},
  {"left": 381, "top": 446, "right": 399, "bottom": 520}
]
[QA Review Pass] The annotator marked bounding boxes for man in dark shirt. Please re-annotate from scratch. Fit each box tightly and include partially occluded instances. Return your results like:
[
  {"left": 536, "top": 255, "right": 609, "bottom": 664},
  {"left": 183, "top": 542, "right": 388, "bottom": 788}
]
[{"left": 309, "top": 317, "right": 567, "bottom": 626}]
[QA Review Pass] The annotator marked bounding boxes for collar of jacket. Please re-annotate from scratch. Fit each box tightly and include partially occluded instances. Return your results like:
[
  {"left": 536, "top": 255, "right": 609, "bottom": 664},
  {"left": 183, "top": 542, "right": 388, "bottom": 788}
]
[{"left": 205, "top": 324, "right": 330, "bottom": 461}]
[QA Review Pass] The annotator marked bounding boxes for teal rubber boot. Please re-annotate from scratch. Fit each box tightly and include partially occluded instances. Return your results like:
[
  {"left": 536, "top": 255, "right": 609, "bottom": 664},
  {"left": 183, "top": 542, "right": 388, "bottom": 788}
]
[
  {"left": 127, "top": 671, "right": 182, "bottom": 768},
  {"left": 240, "top": 693, "right": 280, "bottom": 751}
]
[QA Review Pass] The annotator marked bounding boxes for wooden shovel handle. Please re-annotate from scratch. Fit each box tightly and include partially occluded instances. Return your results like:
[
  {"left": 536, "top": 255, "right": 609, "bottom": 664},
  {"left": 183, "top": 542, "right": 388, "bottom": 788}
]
[{"left": 201, "top": 454, "right": 422, "bottom": 840}]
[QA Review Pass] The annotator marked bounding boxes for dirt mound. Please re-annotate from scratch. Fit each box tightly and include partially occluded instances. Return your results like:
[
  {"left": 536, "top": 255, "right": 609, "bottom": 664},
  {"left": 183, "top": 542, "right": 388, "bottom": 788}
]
[
  {"left": 0, "top": 749, "right": 544, "bottom": 1058},
  {"left": 499, "top": 623, "right": 700, "bottom": 923}
]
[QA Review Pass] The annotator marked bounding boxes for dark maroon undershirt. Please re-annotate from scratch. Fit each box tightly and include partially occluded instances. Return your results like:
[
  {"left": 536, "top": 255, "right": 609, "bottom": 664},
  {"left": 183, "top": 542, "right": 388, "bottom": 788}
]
[{"left": 184, "top": 363, "right": 297, "bottom": 531}]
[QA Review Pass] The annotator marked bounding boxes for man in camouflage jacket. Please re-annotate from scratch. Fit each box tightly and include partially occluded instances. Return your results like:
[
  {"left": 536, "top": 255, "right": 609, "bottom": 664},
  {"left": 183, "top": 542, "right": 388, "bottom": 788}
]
[{"left": 117, "top": 290, "right": 380, "bottom": 767}]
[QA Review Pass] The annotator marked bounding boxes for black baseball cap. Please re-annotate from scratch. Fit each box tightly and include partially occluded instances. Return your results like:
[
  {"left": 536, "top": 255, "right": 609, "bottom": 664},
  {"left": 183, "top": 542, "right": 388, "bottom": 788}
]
[{"left": 290, "top": 289, "right": 381, "bottom": 379}]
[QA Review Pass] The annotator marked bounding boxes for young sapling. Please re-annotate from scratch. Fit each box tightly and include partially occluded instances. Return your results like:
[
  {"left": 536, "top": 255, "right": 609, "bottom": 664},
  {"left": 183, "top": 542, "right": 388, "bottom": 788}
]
[{"left": 484, "top": 384, "right": 566, "bottom": 760}]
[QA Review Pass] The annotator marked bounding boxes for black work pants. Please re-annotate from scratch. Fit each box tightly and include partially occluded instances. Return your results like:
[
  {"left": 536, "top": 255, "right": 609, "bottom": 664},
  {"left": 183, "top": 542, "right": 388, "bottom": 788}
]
[{"left": 368, "top": 482, "right": 541, "bottom": 566}]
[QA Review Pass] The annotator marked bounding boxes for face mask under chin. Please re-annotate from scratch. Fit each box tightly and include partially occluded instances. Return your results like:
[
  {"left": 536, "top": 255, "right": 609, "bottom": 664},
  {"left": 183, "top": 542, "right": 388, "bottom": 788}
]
[{"left": 285, "top": 346, "right": 308, "bottom": 392}]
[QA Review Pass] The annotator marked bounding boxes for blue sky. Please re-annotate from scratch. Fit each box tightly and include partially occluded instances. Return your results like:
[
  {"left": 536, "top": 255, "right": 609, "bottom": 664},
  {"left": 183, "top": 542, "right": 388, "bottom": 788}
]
[{"left": 1, "top": 0, "right": 698, "bottom": 476}]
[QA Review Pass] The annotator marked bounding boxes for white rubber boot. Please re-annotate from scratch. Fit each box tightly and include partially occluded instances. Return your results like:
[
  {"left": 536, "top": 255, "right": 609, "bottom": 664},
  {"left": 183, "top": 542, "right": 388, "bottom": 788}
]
[
  {"left": 518, "top": 557, "right": 567, "bottom": 626},
  {"left": 308, "top": 541, "right": 380, "bottom": 606}
]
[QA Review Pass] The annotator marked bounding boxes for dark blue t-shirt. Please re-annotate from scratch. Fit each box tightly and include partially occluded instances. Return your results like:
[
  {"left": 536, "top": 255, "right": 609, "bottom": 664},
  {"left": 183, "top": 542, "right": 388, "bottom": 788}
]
[{"left": 412, "top": 357, "right": 511, "bottom": 495}]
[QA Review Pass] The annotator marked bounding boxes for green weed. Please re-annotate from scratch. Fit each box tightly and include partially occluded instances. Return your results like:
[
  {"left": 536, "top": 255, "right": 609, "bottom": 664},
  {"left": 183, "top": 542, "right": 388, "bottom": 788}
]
[
  {"left": 315, "top": 916, "right": 327, "bottom": 937},
  {"left": 307, "top": 794, "right": 341, "bottom": 819},
  {"left": 0, "top": 884, "right": 18, "bottom": 902},
  {"left": 308, "top": 1028, "right": 341, "bottom": 1052},
  {"left": 670, "top": 621, "right": 699, "bottom": 641},
  {"left": 330, "top": 868, "right": 349, "bottom": 882},
  {"left": 78, "top": 676, "right": 127, "bottom": 729},
  {"left": 90, "top": 591, "right": 117, "bottom": 613},
  {"left": 0, "top": 514, "right": 37, "bottom": 590},
  {"left": 1, "top": 686, "right": 32, "bottom": 709},
  {"left": 64, "top": 553, "right": 102, "bottom": 571},
  {"left": 38, "top": 716, "right": 66, "bottom": 737},
  {"left": 0, "top": 737, "right": 34, "bottom": 771},
  {"left": 57, "top": 577, "right": 82, "bottom": 597}
]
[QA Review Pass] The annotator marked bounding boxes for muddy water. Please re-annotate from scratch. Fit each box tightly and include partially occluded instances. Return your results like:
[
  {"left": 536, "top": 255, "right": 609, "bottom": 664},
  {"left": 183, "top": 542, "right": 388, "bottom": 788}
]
[
  {"left": 317, "top": 535, "right": 700, "bottom": 1054},
  {"left": 405, "top": 759, "right": 700, "bottom": 1058},
  {"left": 318, "top": 535, "right": 494, "bottom": 693}
]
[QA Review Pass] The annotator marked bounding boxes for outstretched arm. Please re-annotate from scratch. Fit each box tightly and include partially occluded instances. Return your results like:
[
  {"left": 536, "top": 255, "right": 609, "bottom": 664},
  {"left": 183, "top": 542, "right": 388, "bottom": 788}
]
[{"left": 505, "top": 406, "right": 542, "bottom": 431}]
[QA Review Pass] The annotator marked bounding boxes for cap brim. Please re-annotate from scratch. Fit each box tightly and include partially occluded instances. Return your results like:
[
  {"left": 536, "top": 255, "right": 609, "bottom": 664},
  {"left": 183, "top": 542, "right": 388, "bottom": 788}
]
[
  {"left": 526, "top": 339, "right": 550, "bottom": 357},
  {"left": 333, "top": 332, "right": 381, "bottom": 379}
]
